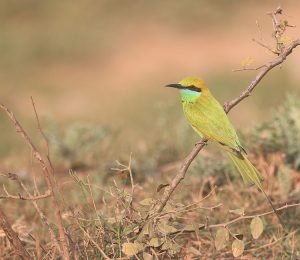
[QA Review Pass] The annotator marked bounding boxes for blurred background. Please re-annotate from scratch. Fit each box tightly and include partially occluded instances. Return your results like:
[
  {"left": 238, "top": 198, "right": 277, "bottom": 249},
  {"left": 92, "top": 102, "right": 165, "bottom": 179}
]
[{"left": 0, "top": 0, "right": 299, "bottom": 171}]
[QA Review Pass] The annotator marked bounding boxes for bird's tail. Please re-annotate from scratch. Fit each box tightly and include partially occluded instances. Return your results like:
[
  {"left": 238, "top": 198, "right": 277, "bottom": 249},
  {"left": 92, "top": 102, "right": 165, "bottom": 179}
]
[
  {"left": 227, "top": 152, "right": 263, "bottom": 190},
  {"left": 227, "top": 152, "right": 285, "bottom": 228}
]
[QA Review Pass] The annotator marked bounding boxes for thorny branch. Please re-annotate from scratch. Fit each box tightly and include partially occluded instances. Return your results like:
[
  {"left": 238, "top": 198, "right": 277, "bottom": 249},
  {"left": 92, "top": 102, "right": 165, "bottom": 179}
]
[{"left": 152, "top": 7, "right": 300, "bottom": 216}]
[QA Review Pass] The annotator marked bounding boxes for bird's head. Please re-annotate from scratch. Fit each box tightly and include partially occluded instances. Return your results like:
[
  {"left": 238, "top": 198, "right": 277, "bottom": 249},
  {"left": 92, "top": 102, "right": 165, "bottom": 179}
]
[{"left": 165, "top": 77, "right": 209, "bottom": 101}]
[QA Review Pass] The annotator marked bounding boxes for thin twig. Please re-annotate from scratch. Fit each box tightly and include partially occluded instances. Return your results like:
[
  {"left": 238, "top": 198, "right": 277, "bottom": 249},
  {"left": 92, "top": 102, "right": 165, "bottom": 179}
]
[
  {"left": 252, "top": 38, "right": 279, "bottom": 55},
  {"left": 233, "top": 64, "right": 266, "bottom": 72},
  {"left": 111, "top": 153, "right": 135, "bottom": 199},
  {"left": 208, "top": 202, "right": 300, "bottom": 228},
  {"left": 245, "top": 229, "right": 298, "bottom": 252},
  {"left": 30, "top": 96, "right": 52, "bottom": 169},
  {"left": 0, "top": 173, "right": 51, "bottom": 201},
  {"left": 224, "top": 39, "right": 299, "bottom": 112}
]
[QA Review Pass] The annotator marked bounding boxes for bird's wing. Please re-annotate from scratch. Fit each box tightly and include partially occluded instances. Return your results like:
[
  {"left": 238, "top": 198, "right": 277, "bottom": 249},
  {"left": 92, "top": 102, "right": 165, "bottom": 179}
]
[{"left": 183, "top": 94, "right": 243, "bottom": 153}]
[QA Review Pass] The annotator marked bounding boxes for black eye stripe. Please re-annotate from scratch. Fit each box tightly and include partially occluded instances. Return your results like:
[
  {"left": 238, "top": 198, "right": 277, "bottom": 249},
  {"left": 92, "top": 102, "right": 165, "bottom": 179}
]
[{"left": 186, "top": 85, "right": 201, "bottom": 92}]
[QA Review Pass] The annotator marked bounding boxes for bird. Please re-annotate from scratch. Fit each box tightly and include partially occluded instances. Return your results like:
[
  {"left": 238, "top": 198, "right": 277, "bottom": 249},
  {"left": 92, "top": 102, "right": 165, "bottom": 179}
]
[{"left": 165, "top": 76, "right": 283, "bottom": 225}]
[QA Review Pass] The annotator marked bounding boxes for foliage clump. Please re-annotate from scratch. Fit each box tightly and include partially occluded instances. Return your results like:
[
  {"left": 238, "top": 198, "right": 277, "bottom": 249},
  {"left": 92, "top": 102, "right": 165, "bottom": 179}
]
[
  {"left": 249, "top": 94, "right": 300, "bottom": 170},
  {"left": 47, "top": 122, "right": 111, "bottom": 169}
]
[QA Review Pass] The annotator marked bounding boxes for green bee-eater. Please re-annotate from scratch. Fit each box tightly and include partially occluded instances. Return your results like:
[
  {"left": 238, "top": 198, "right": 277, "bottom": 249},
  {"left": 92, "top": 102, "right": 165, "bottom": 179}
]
[
  {"left": 166, "top": 77, "right": 282, "bottom": 223},
  {"left": 166, "top": 76, "right": 261, "bottom": 187}
]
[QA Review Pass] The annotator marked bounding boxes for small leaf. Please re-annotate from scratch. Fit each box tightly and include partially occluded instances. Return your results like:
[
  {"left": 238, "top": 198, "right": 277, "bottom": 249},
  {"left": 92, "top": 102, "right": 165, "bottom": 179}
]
[
  {"left": 157, "top": 183, "right": 169, "bottom": 192},
  {"left": 143, "top": 252, "right": 153, "bottom": 260},
  {"left": 139, "top": 198, "right": 155, "bottom": 206},
  {"left": 140, "top": 221, "right": 151, "bottom": 236},
  {"left": 148, "top": 237, "right": 164, "bottom": 247},
  {"left": 161, "top": 239, "right": 172, "bottom": 250},
  {"left": 279, "top": 35, "right": 293, "bottom": 44},
  {"left": 162, "top": 239, "right": 180, "bottom": 255},
  {"left": 183, "top": 224, "right": 196, "bottom": 232},
  {"left": 250, "top": 216, "right": 264, "bottom": 239},
  {"left": 229, "top": 208, "right": 244, "bottom": 216},
  {"left": 122, "top": 242, "right": 144, "bottom": 256},
  {"left": 232, "top": 239, "right": 244, "bottom": 257},
  {"left": 215, "top": 227, "right": 229, "bottom": 251},
  {"left": 183, "top": 223, "right": 205, "bottom": 232},
  {"left": 157, "top": 221, "right": 178, "bottom": 235},
  {"left": 241, "top": 56, "right": 254, "bottom": 67}
]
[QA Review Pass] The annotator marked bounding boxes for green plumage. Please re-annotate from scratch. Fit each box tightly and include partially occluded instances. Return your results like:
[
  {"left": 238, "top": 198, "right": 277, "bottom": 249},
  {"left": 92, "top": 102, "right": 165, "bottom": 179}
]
[{"left": 178, "top": 77, "right": 263, "bottom": 189}]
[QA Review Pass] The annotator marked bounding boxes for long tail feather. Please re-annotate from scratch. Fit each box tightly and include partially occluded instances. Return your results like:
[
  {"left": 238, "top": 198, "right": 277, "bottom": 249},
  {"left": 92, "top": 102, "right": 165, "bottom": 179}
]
[
  {"left": 227, "top": 152, "right": 285, "bottom": 228},
  {"left": 227, "top": 152, "right": 263, "bottom": 189}
]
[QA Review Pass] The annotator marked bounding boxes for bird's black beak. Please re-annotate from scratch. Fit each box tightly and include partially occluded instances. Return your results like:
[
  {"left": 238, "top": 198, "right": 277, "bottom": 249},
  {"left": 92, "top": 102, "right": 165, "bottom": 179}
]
[{"left": 165, "top": 83, "right": 184, "bottom": 89}]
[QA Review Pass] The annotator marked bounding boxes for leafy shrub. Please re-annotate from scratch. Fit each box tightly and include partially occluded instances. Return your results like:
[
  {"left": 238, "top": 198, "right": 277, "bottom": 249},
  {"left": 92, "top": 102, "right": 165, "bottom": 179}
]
[
  {"left": 249, "top": 94, "right": 300, "bottom": 170},
  {"left": 47, "top": 122, "right": 111, "bottom": 169}
]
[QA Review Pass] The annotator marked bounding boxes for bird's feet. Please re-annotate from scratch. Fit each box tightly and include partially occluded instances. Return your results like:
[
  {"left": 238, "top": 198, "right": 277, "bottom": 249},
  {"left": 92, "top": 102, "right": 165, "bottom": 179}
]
[{"left": 194, "top": 139, "right": 208, "bottom": 146}]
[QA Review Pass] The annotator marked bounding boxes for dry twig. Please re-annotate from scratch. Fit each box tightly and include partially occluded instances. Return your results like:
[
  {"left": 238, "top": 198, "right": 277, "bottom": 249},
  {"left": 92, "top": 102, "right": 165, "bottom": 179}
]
[
  {"left": 0, "top": 173, "right": 51, "bottom": 201},
  {"left": 208, "top": 202, "right": 300, "bottom": 228},
  {"left": 0, "top": 104, "right": 70, "bottom": 259}
]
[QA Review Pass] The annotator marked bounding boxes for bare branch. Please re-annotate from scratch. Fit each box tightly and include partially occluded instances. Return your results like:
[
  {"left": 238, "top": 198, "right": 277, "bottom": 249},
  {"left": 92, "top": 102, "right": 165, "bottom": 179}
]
[
  {"left": 0, "top": 173, "right": 51, "bottom": 201},
  {"left": 224, "top": 39, "right": 299, "bottom": 112},
  {"left": 0, "top": 104, "right": 53, "bottom": 191},
  {"left": 30, "top": 96, "right": 55, "bottom": 172},
  {"left": 208, "top": 202, "right": 300, "bottom": 228}
]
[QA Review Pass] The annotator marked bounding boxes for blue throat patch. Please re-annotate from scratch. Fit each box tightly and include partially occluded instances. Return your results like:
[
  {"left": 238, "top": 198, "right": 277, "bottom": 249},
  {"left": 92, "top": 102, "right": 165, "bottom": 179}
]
[{"left": 180, "top": 89, "right": 201, "bottom": 102}]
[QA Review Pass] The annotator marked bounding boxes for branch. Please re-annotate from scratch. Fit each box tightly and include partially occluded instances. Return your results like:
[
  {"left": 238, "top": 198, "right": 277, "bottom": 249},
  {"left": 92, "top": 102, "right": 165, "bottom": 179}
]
[
  {"left": 208, "top": 202, "right": 300, "bottom": 228},
  {"left": 0, "top": 104, "right": 53, "bottom": 191},
  {"left": 223, "top": 39, "right": 300, "bottom": 112},
  {"left": 0, "top": 173, "right": 51, "bottom": 201},
  {"left": 0, "top": 104, "right": 71, "bottom": 259},
  {"left": 0, "top": 207, "right": 31, "bottom": 259},
  {"left": 152, "top": 8, "right": 300, "bottom": 215}
]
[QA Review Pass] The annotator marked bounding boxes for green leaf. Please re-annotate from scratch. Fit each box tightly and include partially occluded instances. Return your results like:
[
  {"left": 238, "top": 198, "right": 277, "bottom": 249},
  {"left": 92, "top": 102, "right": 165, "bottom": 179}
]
[
  {"left": 122, "top": 242, "right": 144, "bottom": 256},
  {"left": 215, "top": 227, "right": 229, "bottom": 251},
  {"left": 148, "top": 237, "right": 164, "bottom": 247},
  {"left": 232, "top": 239, "right": 244, "bottom": 257},
  {"left": 250, "top": 216, "right": 264, "bottom": 239},
  {"left": 157, "top": 221, "right": 178, "bottom": 235}
]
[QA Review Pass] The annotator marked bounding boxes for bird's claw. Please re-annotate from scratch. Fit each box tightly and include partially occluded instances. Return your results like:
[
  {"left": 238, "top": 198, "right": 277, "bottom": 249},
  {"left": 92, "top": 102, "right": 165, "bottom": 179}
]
[{"left": 195, "top": 140, "right": 208, "bottom": 146}]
